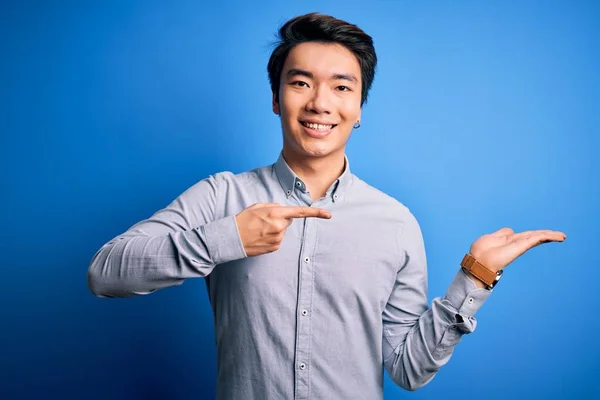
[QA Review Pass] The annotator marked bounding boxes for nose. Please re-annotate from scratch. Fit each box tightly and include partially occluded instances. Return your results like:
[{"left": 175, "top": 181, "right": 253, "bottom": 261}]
[{"left": 305, "top": 85, "right": 331, "bottom": 115}]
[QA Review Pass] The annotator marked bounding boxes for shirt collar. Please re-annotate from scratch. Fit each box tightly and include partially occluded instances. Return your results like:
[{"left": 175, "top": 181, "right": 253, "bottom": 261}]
[{"left": 273, "top": 151, "right": 352, "bottom": 203}]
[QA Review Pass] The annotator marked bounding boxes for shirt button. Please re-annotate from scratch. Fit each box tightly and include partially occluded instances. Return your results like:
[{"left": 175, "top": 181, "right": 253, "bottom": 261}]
[
  {"left": 286, "top": 189, "right": 291, "bottom": 195},
  {"left": 304, "top": 257, "right": 310, "bottom": 263},
  {"left": 467, "top": 297, "right": 474, "bottom": 304},
  {"left": 333, "top": 194, "right": 339, "bottom": 200},
  {"left": 301, "top": 309, "right": 308, "bottom": 316},
  {"left": 299, "top": 362, "right": 306, "bottom": 370},
  {"left": 296, "top": 181, "right": 302, "bottom": 187}
]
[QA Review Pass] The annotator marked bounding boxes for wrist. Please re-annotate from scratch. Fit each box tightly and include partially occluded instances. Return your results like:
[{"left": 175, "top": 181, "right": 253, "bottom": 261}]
[{"left": 460, "top": 253, "right": 503, "bottom": 290}]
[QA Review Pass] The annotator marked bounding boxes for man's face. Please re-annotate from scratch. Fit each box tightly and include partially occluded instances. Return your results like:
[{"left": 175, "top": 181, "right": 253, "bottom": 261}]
[{"left": 273, "top": 42, "right": 362, "bottom": 159}]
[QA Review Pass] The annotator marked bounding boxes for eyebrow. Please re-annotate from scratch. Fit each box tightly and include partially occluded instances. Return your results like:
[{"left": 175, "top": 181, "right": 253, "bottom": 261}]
[{"left": 286, "top": 68, "right": 358, "bottom": 84}]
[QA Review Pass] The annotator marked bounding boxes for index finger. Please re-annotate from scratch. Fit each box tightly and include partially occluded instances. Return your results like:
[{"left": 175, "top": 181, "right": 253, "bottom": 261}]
[{"left": 276, "top": 206, "right": 332, "bottom": 220}]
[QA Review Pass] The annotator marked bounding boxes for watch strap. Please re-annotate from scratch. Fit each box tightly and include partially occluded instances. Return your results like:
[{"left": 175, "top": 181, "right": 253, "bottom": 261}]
[{"left": 460, "top": 253, "right": 500, "bottom": 288}]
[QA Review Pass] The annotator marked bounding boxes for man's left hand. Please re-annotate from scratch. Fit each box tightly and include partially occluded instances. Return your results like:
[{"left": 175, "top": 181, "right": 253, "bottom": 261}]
[{"left": 466, "top": 227, "right": 566, "bottom": 288}]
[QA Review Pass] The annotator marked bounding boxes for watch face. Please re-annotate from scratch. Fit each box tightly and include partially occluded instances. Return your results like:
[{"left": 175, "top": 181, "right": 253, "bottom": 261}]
[{"left": 489, "top": 271, "right": 502, "bottom": 289}]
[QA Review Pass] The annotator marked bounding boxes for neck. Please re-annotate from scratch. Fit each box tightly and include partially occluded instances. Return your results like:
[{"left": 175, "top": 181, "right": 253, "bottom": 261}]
[{"left": 282, "top": 147, "right": 346, "bottom": 201}]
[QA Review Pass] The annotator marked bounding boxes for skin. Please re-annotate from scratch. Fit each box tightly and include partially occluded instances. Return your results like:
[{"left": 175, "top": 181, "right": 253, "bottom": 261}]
[
  {"left": 235, "top": 40, "right": 567, "bottom": 286},
  {"left": 273, "top": 41, "right": 362, "bottom": 200},
  {"left": 469, "top": 228, "right": 565, "bottom": 288}
]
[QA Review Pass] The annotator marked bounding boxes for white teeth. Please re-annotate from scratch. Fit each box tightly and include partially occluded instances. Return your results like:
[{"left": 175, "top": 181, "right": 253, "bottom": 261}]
[{"left": 303, "top": 122, "right": 334, "bottom": 131}]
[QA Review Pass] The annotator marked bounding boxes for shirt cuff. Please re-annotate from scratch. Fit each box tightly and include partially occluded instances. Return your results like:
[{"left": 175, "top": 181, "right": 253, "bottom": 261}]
[
  {"left": 443, "top": 268, "right": 492, "bottom": 317},
  {"left": 201, "top": 215, "right": 247, "bottom": 265}
]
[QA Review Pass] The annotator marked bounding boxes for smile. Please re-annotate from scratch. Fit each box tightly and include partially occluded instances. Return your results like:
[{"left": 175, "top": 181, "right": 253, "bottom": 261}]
[{"left": 300, "top": 121, "right": 338, "bottom": 131}]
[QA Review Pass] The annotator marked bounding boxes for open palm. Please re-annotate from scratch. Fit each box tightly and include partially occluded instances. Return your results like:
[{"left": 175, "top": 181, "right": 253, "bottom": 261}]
[{"left": 470, "top": 227, "right": 566, "bottom": 273}]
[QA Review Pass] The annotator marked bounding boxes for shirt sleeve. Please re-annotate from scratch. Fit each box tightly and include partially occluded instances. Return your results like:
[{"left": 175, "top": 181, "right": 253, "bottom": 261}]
[
  {"left": 382, "top": 211, "right": 492, "bottom": 391},
  {"left": 87, "top": 172, "right": 247, "bottom": 298}
]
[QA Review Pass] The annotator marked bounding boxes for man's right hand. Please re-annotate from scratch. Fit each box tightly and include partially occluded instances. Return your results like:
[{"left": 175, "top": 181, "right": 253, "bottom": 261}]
[{"left": 235, "top": 203, "right": 332, "bottom": 257}]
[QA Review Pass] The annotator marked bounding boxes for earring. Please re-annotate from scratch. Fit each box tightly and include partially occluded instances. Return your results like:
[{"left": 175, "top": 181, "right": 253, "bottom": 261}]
[{"left": 353, "top": 121, "right": 361, "bottom": 129}]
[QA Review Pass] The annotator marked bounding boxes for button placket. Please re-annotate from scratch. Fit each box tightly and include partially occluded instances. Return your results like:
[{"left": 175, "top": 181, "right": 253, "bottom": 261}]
[{"left": 294, "top": 217, "right": 316, "bottom": 399}]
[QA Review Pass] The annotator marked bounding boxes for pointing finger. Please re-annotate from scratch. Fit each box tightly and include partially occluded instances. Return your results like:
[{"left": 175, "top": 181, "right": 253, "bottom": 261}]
[{"left": 277, "top": 206, "right": 332, "bottom": 220}]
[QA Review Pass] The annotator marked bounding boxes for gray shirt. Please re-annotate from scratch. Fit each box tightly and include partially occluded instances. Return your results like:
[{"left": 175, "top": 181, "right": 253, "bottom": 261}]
[{"left": 88, "top": 152, "right": 491, "bottom": 399}]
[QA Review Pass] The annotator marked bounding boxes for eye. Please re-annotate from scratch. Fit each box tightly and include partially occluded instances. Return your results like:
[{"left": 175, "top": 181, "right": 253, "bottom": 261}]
[
  {"left": 337, "top": 85, "right": 352, "bottom": 92},
  {"left": 291, "top": 81, "right": 309, "bottom": 88}
]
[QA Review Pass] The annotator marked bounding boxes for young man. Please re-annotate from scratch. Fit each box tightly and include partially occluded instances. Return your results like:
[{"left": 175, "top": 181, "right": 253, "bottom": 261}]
[{"left": 88, "top": 12, "right": 566, "bottom": 400}]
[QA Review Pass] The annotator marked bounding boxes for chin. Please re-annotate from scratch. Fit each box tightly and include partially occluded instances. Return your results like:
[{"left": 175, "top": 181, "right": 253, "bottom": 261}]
[
  {"left": 304, "top": 149, "right": 329, "bottom": 157},
  {"left": 298, "top": 143, "right": 340, "bottom": 158},
  {"left": 283, "top": 130, "right": 344, "bottom": 159}
]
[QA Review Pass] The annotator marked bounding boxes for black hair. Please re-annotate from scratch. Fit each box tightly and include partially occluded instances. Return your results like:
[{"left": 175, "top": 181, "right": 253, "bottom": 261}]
[{"left": 267, "top": 12, "right": 377, "bottom": 106}]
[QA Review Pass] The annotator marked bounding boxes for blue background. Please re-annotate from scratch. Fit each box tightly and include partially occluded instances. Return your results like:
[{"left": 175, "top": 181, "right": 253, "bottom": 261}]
[{"left": 1, "top": 1, "right": 598, "bottom": 399}]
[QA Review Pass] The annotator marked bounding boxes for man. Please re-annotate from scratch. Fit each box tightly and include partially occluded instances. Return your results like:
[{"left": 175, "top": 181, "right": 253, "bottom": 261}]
[{"left": 87, "top": 12, "right": 566, "bottom": 399}]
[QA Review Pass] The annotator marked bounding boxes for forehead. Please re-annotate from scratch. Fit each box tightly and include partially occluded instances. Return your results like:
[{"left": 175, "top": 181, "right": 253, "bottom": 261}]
[{"left": 283, "top": 42, "right": 361, "bottom": 81}]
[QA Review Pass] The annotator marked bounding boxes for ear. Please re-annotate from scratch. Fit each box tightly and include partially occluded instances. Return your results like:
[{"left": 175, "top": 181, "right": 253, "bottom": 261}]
[{"left": 272, "top": 92, "right": 280, "bottom": 115}]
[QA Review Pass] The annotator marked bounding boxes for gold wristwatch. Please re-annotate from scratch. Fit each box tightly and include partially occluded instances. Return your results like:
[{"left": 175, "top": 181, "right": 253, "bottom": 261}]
[{"left": 461, "top": 253, "right": 502, "bottom": 290}]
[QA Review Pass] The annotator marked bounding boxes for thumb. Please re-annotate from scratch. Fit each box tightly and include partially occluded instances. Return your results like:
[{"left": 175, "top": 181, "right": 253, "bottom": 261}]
[{"left": 491, "top": 227, "right": 514, "bottom": 237}]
